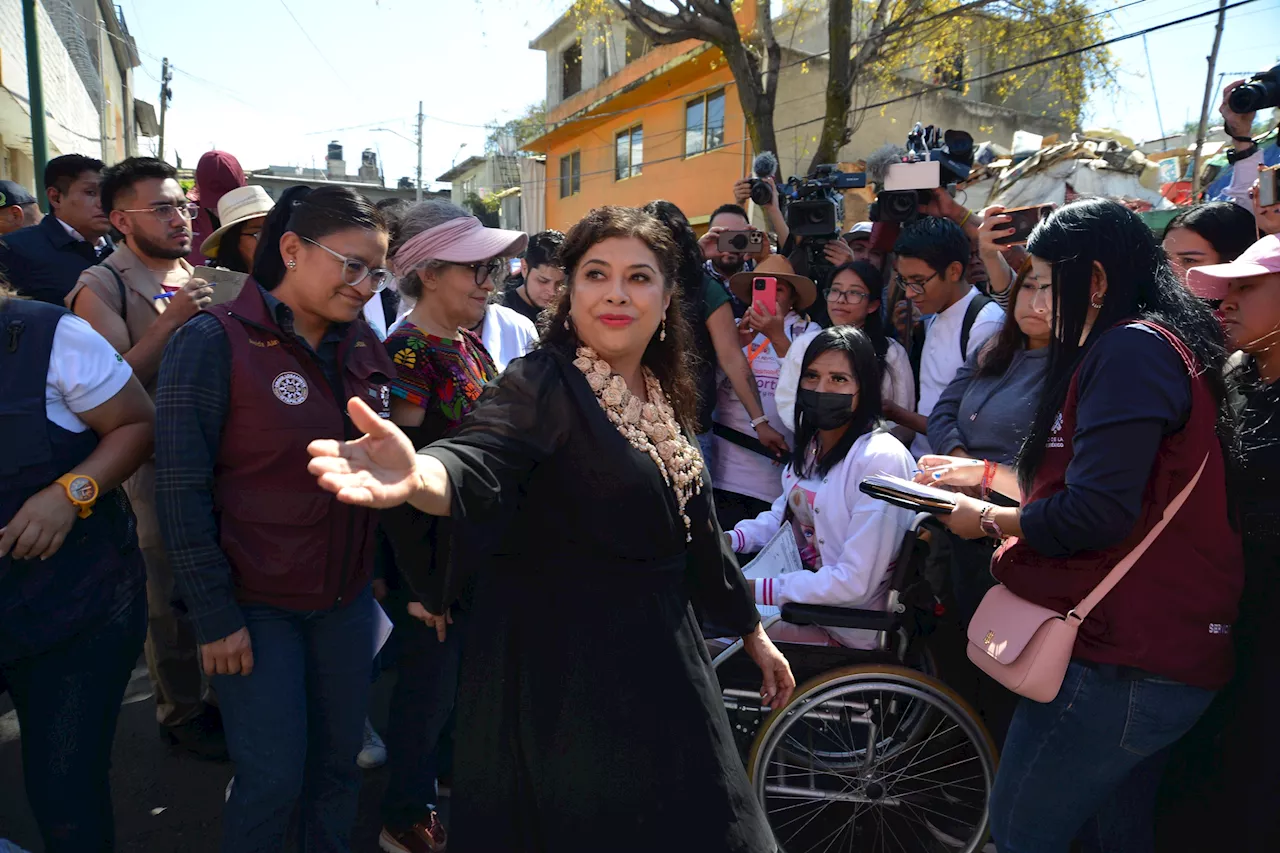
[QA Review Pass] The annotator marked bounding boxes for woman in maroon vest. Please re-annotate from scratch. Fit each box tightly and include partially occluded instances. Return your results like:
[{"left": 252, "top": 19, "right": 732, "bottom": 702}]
[
  {"left": 155, "top": 185, "right": 395, "bottom": 853},
  {"left": 916, "top": 198, "right": 1242, "bottom": 852}
]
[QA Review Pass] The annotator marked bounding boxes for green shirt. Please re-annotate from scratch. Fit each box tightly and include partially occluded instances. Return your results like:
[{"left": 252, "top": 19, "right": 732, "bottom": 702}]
[{"left": 702, "top": 271, "right": 731, "bottom": 320}]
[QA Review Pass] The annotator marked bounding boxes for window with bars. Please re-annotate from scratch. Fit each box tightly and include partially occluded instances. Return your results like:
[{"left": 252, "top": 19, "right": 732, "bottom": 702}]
[
  {"left": 615, "top": 126, "right": 643, "bottom": 180},
  {"left": 685, "top": 89, "right": 726, "bottom": 157},
  {"left": 559, "top": 151, "right": 581, "bottom": 198}
]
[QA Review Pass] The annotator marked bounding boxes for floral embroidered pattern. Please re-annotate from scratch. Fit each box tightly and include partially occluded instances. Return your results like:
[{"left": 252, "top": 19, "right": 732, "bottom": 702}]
[{"left": 387, "top": 323, "right": 495, "bottom": 430}]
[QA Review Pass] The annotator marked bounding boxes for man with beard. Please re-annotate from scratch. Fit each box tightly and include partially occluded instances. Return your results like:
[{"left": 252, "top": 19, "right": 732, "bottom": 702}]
[
  {"left": 68, "top": 157, "right": 226, "bottom": 760},
  {"left": 700, "top": 203, "right": 758, "bottom": 318}
]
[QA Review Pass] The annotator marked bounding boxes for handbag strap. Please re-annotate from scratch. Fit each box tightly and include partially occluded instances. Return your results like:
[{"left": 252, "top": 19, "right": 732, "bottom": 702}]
[{"left": 1071, "top": 453, "right": 1209, "bottom": 621}]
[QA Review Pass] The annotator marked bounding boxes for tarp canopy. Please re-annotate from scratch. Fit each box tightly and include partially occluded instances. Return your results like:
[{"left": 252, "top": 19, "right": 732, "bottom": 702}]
[{"left": 966, "top": 134, "right": 1173, "bottom": 212}]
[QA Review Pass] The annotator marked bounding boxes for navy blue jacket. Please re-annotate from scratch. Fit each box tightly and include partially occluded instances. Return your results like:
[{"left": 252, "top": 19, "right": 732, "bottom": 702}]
[
  {"left": 0, "top": 298, "right": 142, "bottom": 664},
  {"left": 0, "top": 214, "right": 114, "bottom": 306}
]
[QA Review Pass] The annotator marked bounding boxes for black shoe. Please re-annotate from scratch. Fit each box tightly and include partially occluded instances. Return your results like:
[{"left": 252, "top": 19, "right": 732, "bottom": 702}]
[{"left": 160, "top": 707, "right": 230, "bottom": 761}]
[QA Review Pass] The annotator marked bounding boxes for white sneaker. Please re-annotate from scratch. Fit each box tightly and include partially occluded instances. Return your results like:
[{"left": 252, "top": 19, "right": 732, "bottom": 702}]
[{"left": 358, "top": 717, "right": 387, "bottom": 769}]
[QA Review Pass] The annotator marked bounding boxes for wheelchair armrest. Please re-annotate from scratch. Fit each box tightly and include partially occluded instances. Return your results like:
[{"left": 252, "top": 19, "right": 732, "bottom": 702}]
[{"left": 780, "top": 603, "right": 897, "bottom": 632}]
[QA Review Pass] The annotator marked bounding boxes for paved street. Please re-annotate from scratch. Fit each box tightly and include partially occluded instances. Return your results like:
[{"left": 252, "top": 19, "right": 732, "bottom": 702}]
[{"left": 0, "top": 662, "right": 409, "bottom": 853}]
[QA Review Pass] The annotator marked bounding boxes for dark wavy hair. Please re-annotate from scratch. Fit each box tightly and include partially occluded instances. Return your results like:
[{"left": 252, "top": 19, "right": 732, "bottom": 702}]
[
  {"left": 1018, "top": 198, "right": 1231, "bottom": 488},
  {"left": 253, "top": 185, "right": 386, "bottom": 290},
  {"left": 1162, "top": 202, "right": 1258, "bottom": 264},
  {"left": 791, "top": 326, "right": 884, "bottom": 478},
  {"left": 540, "top": 205, "right": 698, "bottom": 429},
  {"left": 975, "top": 258, "right": 1036, "bottom": 379}
]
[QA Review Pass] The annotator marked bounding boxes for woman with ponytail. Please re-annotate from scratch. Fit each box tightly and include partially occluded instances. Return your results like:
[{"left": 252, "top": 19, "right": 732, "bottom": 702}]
[
  {"left": 916, "top": 198, "right": 1243, "bottom": 851},
  {"left": 154, "top": 185, "right": 395, "bottom": 852}
]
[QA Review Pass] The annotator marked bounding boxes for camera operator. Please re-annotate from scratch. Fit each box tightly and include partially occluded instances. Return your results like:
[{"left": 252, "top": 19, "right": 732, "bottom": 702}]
[
  {"left": 733, "top": 175, "right": 789, "bottom": 250},
  {"left": 699, "top": 203, "right": 759, "bottom": 318},
  {"left": 1215, "top": 78, "right": 1268, "bottom": 215}
]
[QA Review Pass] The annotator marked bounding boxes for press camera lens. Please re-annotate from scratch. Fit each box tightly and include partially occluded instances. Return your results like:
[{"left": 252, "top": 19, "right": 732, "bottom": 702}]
[
  {"left": 749, "top": 179, "right": 773, "bottom": 206},
  {"left": 1228, "top": 65, "right": 1280, "bottom": 113}
]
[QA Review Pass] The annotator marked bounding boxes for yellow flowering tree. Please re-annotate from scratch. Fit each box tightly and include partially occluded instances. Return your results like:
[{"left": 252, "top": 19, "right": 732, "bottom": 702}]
[{"left": 573, "top": 1, "right": 1112, "bottom": 174}]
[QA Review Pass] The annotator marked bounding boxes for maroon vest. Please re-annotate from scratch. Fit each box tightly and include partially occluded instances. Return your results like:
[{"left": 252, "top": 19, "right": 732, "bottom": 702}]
[
  {"left": 993, "top": 322, "right": 1243, "bottom": 689},
  {"left": 208, "top": 283, "right": 395, "bottom": 611}
]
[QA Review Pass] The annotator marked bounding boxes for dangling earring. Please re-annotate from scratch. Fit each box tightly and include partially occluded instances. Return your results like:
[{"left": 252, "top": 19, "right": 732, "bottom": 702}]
[
  {"left": 287, "top": 259, "right": 297, "bottom": 271},
  {"left": 659, "top": 320, "right": 667, "bottom": 342},
  {"left": 1090, "top": 294, "right": 1104, "bottom": 309},
  {"left": 563, "top": 317, "right": 570, "bottom": 331}
]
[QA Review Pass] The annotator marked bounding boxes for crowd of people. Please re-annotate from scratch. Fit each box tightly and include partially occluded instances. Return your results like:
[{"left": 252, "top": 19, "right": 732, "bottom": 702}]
[{"left": 1, "top": 79, "right": 1279, "bottom": 853}]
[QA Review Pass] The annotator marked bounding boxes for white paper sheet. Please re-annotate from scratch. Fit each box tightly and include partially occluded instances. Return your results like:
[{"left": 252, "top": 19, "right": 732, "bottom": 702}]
[
  {"left": 373, "top": 601, "right": 394, "bottom": 659},
  {"left": 741, "top": 526, "right": 805, "bottom": 580}
]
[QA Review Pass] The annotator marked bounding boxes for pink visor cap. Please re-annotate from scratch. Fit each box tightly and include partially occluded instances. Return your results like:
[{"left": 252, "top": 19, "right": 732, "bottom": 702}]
[
  {"left": 1186, "top": 234, "right": 1280, "bottom": 300},
  {"left": 391, "top": 216, "right": 528, "bottom": 277}
]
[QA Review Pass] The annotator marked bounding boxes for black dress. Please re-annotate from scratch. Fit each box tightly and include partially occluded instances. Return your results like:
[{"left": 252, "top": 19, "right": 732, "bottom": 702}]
[{"left": 416, "top": 348, "right": 776, "bottom": 853}]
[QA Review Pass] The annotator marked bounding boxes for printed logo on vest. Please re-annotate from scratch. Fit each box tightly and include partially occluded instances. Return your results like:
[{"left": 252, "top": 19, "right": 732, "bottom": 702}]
[
  {"left": 1208, "top": 623, "right": 1230, "bottom": 635},
  {"left": 1047, "top": 411, "right": 1065, "bottom": 449},
  {"left": 272, "top": 371, "right": 309, "bottom": 406}
]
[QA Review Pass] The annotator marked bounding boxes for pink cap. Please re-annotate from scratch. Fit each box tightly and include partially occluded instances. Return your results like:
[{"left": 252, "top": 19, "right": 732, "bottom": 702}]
[
  {"left": 391, "top": 216, "right": 527, "bottom": 277},
  {"left": 1186, "top": 234, "right": 1280, "bottom": 300}
]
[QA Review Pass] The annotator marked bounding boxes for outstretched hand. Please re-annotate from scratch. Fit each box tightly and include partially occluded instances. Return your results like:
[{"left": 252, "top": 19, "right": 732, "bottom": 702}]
[{"left": 308, "top": 397, "right": 421, "bottom": 509}]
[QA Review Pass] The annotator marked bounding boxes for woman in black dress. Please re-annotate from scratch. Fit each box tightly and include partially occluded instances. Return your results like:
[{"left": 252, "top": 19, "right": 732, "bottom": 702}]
[{"left": 308, "top": 206, "right": 792, "bottom": 852}]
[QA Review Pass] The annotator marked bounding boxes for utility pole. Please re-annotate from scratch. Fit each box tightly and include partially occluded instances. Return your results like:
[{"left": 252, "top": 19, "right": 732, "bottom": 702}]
[
  {"left": 22, "top": 0, "right": 49, "bottom": 210},
  {"left": 1190, "top": 0, "right": 1227, "bottom": 202},
  {"left": 158, "top": 58, "right": 173, "bottom": 161},
  {"left": 416, "top": 101, "right": 424, "bottom": 202}
]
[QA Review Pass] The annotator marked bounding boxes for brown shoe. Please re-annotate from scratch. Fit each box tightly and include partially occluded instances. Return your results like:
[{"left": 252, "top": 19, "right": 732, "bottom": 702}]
[{"left": 378, "top": 812, "right": 448, "bottom": 853}]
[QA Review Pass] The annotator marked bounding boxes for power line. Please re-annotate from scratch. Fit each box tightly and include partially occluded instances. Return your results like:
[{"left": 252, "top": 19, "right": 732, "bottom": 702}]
[
  {"left": 772, "top": 0, "right": 1264, "bottom": 138},
  {"left": 275, "top": 0, "right": 346, "bottom": 89}
]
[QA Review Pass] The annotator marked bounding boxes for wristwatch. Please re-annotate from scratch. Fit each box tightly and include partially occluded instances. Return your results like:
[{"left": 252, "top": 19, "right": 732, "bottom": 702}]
[
  {"left": 979, "top": 505, "right": 1004, "bottom": 540},
  {"left": 56, "top": 473, "right": 100, "bottom": 519},
  {"left": 750, "top": 415, "right": 770, "bottom": 430}
]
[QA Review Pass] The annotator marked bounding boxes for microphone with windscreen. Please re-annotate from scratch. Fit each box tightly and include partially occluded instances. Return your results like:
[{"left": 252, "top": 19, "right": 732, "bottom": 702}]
[{"left": 749, "top": 151, "right": 779, "bottom": 206}]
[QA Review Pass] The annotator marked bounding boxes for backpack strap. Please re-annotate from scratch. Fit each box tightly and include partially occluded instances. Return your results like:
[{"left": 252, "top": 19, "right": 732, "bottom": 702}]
[
  {"left": 104, "top": 263, "right": 128, "bottom": 325},
  {"left": 960, "top": 293, "right": 992, "bottom": 359}
]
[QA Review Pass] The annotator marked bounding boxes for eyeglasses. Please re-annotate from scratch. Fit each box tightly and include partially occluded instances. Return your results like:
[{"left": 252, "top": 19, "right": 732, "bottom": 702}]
[
  {"left": 894, "top": 270, "right": 939, "bottom": 296},
  {"left": 453, "top": 259, "right": 504, "bottom": 286},
  {"left": 120, "top": 202, "right": 201, "bottom": 222},
  {"left": 824, "top": 288, "right": 869, "bottom": 305},
  {"left": 301, "top": 236, "right": 393, "bottom": 293}
]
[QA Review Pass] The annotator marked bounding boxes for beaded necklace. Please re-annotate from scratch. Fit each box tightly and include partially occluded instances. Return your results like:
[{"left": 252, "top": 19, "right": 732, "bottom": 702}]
[{"left": 572, "top": 346, "right": 704, "bottom": 540}]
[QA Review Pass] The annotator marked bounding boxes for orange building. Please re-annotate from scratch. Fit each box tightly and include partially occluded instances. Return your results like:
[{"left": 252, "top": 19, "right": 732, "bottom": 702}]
[{"left": 524, "top": 9, "right": 759, "bottom": 232}]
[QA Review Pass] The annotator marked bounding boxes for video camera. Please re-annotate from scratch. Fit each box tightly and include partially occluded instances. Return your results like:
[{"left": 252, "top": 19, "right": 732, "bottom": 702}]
[
  {"left": 778, "top": 164, "right": 867, "bottom": 280},
  {"left": 1228, "top": 64, "right": 1280, "bottom": 114},
  {"left": 868, "top": 124, "right": 974, "bottom": 225}
]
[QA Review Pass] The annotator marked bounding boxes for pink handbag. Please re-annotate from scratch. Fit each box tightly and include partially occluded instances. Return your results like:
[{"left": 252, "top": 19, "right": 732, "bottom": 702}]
[{"left": 966, "top": 454, "right": 1207, "bottom": 703}]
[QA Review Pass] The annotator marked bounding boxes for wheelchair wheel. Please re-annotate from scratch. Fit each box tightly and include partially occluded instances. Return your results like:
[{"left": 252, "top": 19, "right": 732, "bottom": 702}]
[{"left": 748, "top": 664, "right": 996, "bottom": 853}]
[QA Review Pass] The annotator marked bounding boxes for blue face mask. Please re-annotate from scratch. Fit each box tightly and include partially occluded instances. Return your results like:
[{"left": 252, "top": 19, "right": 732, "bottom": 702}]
[{"left": 798, "top": 389, "right": 856, "bottom": 430}]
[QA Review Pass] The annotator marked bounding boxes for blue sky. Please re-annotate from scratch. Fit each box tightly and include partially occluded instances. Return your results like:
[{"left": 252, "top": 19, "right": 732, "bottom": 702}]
[{"left": 120, "top": 0, "right": 1278, "bottom": 188}]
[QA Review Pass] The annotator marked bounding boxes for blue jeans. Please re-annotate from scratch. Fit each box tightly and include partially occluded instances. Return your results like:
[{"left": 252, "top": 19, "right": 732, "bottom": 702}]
[
  {"left": 990, "top": 660, "right": 1215, "bottom": 853},
  {"left": 381, "top": 594, "right": 467, "bottom": 829},
  {"left": 213, "top": 586, "right": 374, "bottom": 853},
  {"left": 0, "top": 584, "right": 146, "bottom": 852}
]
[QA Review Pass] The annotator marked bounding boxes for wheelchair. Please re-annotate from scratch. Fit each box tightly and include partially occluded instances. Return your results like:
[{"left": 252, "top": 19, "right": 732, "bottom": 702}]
[{"left": 713, "top": 514, "right": 998, "bottom": 852}]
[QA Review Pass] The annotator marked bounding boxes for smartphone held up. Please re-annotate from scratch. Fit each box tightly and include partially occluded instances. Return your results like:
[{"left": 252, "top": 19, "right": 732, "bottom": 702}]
[
  {"left": 752, "top": 276, "right": 779, "bottom": 316},
  {"left": 993, "top": 204, "right": 1054, "bottom": 247}
]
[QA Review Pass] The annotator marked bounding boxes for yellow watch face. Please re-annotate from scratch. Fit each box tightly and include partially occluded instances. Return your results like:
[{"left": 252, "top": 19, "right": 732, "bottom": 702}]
[{"left": 67, "top": 476, "right": 97, "bottom": 504}]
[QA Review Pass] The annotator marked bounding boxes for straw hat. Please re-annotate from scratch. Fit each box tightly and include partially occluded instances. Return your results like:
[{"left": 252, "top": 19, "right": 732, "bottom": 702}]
[
  {"left": 201, "top": 185, "right": 274, "bottom": 258},
  {"left": 727, "top": 254, "right": 818, "bottom": 312}
]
